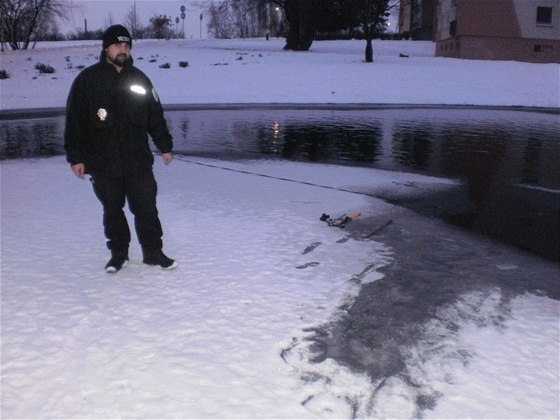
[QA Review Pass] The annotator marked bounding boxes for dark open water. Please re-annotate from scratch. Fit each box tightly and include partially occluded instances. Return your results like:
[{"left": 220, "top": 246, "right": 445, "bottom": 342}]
[{"left": 1, "top": 106, "right": 559, "bottom": 260}]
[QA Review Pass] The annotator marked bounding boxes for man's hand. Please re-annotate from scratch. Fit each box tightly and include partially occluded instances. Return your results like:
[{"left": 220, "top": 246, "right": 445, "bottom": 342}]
[
  {"left": 162, "top": 152, "right": 173, "bottom": 165},
  {"left": 71, "top": 163, "right": 85, "bottom": 179}
]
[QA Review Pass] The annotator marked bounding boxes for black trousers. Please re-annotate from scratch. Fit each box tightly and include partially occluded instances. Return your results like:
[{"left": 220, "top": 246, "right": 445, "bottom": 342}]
[{"left": 91, "top": 170, "right": 163, "bottom": 257}]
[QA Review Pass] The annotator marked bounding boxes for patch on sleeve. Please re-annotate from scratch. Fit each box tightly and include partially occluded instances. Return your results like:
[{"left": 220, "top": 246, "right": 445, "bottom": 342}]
[{"left": 152, "top": 87, "right": 160, "bottom": 103}]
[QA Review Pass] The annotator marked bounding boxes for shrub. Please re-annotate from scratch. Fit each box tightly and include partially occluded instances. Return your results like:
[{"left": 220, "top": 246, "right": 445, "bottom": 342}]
[
  {"left": 159, "top": 62, "right": 171, "bottom": 69},
  {"left": 35, "top": 63, "right": 55, "bottom": 74},
  {"left": 0, "top": 70, "right": 9, "bottom": 79},
  {"left": 179, "top": 61, "right": 189, "bottom": 68}
]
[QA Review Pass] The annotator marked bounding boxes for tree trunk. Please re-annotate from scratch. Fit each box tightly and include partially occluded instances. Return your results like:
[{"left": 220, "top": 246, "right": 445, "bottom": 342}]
[
  {"left": 365, "top": 37, "right": 373, "bottom": 62},
  {"left": 283, "top": 0, "right": 318, "bottom": 51},
  {"left": 9, "top": 18, "right": 19, "bottom": 50},
  {"left": 22, "top": 13, "right": 39, "bottom": 50}
]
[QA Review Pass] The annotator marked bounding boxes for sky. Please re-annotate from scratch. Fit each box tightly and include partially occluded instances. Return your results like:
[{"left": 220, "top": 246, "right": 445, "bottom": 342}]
[
  {"left": 61, "top": 0, "right": 209, "bottom": 39},
  {"left": 1, "top": 39, "right": 559, "bottom": 418}
]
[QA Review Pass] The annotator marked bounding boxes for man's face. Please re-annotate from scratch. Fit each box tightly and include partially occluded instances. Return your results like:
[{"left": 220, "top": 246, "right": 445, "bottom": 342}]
[{"left": 106, "top": 42, "right": 131, "bottom": 67}]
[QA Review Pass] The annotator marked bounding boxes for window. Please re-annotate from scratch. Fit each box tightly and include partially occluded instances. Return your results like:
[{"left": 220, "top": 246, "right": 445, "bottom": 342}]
[
  {"left": 449, "top": 20, "right": 457, "bottom": 36},
  {"left": 534, "top": 44, "right": 554, "bottom": 53},
  {"left": 536, "top": 7, "right": 553, "bottom": 25}
]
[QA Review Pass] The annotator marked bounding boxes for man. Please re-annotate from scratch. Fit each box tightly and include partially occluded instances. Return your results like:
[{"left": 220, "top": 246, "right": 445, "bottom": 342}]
[{"left": 65, "top": 24, "right": 177, "bottom": 273}]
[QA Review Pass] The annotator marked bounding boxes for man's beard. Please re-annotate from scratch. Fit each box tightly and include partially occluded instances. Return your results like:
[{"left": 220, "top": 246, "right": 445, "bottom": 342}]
[{"left": 110, "top": 53, "right": 128, "bottom": 67}]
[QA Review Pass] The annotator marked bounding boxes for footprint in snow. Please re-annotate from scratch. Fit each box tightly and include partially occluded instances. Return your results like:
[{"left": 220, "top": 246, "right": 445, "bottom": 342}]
[
  {"left": 296, "top": 262, "right": 320, "bottom": 269},
  {"left": 301, "top": 242, "right": 322, "bottom": 254}
]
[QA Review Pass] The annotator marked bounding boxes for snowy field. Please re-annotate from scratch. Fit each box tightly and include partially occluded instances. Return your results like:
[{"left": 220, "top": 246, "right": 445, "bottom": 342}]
[
  {"left": 1, "top": 38, "right": 559, "bottom": 110},
  {"left": 1, "top": 38, "right": 559, "bottom": 418}
]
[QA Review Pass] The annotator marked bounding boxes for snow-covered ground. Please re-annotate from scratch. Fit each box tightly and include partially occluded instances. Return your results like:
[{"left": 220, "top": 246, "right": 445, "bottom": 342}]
[
  {"left": 1, "top": 38, "right": 559, "bottom": 110},
  {"left": 1, "top": 38, "right": 559, "bottom": 418}
]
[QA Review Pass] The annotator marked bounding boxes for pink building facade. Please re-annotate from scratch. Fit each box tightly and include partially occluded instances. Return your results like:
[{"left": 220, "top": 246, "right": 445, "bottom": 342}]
[{"left": 434, "top": 0, "right": 560, "bottom": 63}]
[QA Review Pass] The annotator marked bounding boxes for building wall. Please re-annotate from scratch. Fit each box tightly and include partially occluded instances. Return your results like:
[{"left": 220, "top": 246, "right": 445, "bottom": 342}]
[
  {"left": 435, "top": 0, "right": 560, "bottom": 63},
  {"left": 437, "top": 34, "right": 560, "bottom": 62},
  {"left": 399, "top": 0, "right": 412, "bottom": 36},
  {"left": 399, "top": 0, "right": 436, "bottom": 39},
  {"left": 435, "top": 0, "right": 456, "bottom": 41},
  {"left": 515, "top": 0, "right": 560, "bottom": 40}
]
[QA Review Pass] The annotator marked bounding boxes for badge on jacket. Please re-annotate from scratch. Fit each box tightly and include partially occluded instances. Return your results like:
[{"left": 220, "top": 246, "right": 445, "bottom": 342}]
[{"left": 97, "top": 108, "right": 107, "bottom": 121}]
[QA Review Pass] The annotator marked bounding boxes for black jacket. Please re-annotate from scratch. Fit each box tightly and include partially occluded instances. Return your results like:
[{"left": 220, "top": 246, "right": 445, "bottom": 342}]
[{"left": 64, "top": 53, "right": 173, "bottom": 177}]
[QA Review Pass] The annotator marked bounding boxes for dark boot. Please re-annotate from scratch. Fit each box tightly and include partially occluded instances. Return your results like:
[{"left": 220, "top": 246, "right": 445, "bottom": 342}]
[
  {"left": 143, "top": 250, "right": 178, "bottom": 270},
  {"left": 105, "top": 253, "right": 129, "bottom": 273}
]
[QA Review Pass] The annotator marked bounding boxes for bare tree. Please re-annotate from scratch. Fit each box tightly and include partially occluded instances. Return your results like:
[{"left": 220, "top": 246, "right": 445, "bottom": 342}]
[
  {"left": 31, "top": 10, "right": 62, "bottom": 43},
  {"left": 207, "top": 0, "right": 284, "bottom": 39},
  {"left": 207, "top": 0, "right": 246, "bottom": 39},
  {"left": 124, "top": 4, "right": 142, "bottom": 39},
  {"left": 104, "top": 12, "right": 115, "bottom": 29},
  {"left": 207, "top": 1, "right": 231, "bottom": 39},
  {"left": 0, "top": 0, "right": 73, "bottom": 50}
]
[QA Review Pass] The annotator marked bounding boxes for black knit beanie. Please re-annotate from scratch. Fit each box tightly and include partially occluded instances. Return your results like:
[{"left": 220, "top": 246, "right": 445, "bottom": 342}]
[{"left": 102, "top": 25, "right": 132, "bottom": 49}]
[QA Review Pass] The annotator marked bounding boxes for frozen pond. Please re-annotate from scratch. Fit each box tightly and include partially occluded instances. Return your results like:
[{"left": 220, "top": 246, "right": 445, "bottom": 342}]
[
  {"left": 1, "top": 106, "right": 559, "bottom": 260},
  {"left": 1, "top": 106, "right": 559, "bottom": 418}
]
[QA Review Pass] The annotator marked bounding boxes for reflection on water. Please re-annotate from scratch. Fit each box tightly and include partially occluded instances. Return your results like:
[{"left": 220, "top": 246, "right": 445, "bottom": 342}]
[
  {"left": 0, "top": 118, "right": 65, "bottom": 159},
  {"left": 166, "top": 108, "right": 559, "bottom": 191},
  {"left": 1, "top": 107, "right": 559, "bottom": 260}
]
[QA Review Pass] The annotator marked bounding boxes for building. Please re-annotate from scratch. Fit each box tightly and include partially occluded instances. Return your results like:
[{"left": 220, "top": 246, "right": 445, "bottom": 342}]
[
  {"left": 398, "top": 0, "right": 437, "bottom": 40},
  {"left": 434, "top": 0, "right": 560, "bottom": 63}
]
